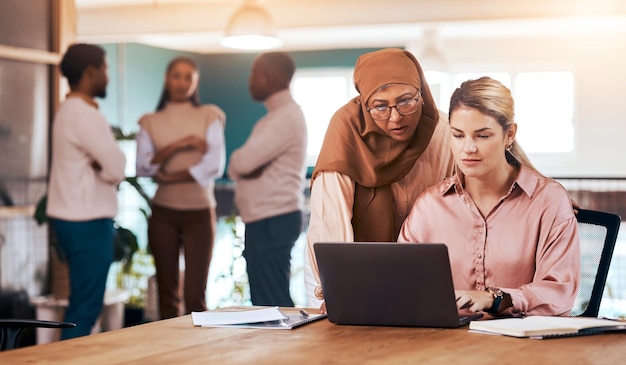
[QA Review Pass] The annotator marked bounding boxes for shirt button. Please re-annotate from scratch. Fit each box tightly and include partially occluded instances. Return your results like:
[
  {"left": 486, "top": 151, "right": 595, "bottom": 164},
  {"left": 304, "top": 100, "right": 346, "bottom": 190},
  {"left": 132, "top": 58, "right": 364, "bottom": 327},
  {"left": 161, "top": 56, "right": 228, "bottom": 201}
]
[{"left": 477, "top": 253, "right": 482, "bottom": 259}]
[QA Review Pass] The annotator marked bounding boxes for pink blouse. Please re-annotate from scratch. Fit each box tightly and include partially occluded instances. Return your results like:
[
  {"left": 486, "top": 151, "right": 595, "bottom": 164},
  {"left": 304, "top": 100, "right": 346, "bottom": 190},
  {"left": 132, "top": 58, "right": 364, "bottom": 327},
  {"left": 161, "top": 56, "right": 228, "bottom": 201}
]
[{"left": 398, "top": 166, "right": 580, "bottom": 316}]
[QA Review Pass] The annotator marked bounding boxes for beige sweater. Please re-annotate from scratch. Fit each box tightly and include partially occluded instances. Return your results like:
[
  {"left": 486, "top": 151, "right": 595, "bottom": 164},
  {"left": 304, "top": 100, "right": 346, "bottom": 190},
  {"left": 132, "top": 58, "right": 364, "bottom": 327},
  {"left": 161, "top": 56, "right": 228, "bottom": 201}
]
[
  {"left": 47, "top": 96, "right": 126, "bottom": 221},
  {"left": 228, "top": 90, "right": 308, "bottom": 223},
  {"left": 139, "top": 102, "right": 225, "bottom": 210}
]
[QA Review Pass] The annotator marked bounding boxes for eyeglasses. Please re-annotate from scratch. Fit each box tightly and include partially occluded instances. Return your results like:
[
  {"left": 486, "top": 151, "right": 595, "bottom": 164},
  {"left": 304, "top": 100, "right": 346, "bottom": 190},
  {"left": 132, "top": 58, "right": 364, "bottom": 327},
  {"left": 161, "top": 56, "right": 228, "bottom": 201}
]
[{"left": 366, "top": 91, "right": 421, "bottom": 121}]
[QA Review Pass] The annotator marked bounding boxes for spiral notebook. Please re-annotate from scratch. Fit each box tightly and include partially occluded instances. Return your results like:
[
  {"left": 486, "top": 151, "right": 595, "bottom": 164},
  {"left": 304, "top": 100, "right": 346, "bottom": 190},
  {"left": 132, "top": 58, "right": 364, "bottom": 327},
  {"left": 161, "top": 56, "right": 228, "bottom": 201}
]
[{"left": 192, "top": 306, "right": 327, "bottom": 330}]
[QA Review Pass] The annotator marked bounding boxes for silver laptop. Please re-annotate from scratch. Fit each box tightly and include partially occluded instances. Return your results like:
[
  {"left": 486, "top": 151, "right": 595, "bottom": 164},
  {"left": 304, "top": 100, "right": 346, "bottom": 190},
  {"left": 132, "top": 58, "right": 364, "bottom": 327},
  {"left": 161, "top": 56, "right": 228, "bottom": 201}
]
[{"left": 314, "top": 242, "right": 482, "bottom": 328}]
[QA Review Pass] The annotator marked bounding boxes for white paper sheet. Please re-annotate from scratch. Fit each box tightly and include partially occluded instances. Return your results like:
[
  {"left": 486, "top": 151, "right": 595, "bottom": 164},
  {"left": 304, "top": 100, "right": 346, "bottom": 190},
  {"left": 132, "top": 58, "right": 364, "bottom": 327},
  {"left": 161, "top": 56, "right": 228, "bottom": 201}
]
[{"left": 191, "top": 306, "right": 287, "bottom": 326}]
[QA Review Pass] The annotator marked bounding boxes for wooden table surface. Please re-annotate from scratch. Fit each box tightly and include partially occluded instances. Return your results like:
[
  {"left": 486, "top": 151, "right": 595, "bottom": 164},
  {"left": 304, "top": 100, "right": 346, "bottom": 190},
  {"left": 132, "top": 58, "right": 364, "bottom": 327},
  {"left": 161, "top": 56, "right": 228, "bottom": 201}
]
[{"left": 1, "top": 308, "right": 625, "bottom": 364}]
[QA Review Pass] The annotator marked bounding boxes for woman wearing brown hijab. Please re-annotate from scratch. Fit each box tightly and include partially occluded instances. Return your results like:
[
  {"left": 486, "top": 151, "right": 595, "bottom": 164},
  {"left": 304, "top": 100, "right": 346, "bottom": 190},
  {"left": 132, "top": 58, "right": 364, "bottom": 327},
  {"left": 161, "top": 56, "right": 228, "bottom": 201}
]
[{"left": 304, "top": 48, "right": 454, "bottom": 307}]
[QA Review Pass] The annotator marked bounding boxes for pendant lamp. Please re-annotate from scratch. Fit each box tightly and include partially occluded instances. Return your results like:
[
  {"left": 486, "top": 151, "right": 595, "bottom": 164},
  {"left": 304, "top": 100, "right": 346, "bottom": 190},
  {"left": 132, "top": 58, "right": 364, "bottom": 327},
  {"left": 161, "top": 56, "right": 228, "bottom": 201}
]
[
  {"left": 418, "top": 28, "right": 449, "bottom": 73},
  {"left": 220, "top": 0, "right": 283, "bottom": 50}
]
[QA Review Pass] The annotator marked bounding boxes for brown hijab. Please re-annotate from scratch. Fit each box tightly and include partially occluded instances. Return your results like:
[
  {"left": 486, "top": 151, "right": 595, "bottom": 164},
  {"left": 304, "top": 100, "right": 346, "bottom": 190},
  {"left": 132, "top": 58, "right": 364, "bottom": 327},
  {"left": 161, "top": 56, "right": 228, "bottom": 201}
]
[{"left": 312, "top": 48, "right": 439, "bottom": 242}]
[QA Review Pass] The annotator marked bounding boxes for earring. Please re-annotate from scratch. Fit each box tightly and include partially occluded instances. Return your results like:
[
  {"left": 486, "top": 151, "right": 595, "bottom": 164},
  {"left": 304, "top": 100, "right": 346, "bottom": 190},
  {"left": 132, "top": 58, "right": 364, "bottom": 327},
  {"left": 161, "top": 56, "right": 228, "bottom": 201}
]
[{"left": 506, "top": 144, "right": 513, "bottom": 152}]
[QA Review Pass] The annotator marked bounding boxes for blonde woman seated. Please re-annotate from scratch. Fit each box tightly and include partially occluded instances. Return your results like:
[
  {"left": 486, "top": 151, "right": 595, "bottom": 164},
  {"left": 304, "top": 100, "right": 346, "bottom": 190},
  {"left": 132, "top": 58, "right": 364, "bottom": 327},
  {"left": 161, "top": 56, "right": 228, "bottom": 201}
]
[{"left": 398, "top": 77, "right": 580, "bottom": 317}]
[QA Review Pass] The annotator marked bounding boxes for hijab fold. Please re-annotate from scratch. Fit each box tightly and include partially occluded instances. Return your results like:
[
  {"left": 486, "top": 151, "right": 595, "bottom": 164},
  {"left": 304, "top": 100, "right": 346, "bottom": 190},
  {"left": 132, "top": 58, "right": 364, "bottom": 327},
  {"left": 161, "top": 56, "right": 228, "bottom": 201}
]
[{"left": 312, "top": 48, "right": 439, "bottom": 241}]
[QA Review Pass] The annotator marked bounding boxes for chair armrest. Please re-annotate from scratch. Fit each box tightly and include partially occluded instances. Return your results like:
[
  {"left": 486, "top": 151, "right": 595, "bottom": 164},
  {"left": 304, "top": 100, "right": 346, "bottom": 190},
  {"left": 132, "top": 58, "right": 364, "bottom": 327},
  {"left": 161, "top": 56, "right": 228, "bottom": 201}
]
[
  {"left": 0, "top": 319, "right": 76, "bottom": 351},
  {"left": 0, "top": 319, "right": 75, "bottom": 329}
]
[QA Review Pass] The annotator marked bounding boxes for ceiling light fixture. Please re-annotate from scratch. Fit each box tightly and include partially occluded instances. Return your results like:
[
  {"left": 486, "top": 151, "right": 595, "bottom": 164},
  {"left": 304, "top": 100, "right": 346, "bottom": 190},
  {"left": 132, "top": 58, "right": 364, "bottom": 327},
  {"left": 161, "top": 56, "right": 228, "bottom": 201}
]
[
  {"left": 418, "top": 28, "right": 449, "bottom": 73},
  {"left": 220, "top": 0, "right": 283, "bottom": 51}
]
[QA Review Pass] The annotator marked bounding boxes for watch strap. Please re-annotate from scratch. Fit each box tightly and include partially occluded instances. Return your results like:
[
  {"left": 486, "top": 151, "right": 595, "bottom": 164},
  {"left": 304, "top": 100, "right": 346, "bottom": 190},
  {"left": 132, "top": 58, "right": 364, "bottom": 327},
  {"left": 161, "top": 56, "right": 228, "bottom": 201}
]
[{"left": 487, "top": 287, "right": 503, "bottom": 314}]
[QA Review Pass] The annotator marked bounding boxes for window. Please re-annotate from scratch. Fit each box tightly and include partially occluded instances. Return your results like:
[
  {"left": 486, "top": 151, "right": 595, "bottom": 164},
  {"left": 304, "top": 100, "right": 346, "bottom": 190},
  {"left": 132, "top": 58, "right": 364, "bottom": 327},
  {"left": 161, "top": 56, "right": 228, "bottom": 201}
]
[
  {"left": 292, "top": 69, "right": 357, "bottom": 166},
  {"left": 514, "top": 72, "right": 574, "bottom": 153},
  {"left": 442, "top": 71, "right": 574, "bottom": 154},
  {"left": 293, "top": 69, "right": 574, "bottom": 165}
]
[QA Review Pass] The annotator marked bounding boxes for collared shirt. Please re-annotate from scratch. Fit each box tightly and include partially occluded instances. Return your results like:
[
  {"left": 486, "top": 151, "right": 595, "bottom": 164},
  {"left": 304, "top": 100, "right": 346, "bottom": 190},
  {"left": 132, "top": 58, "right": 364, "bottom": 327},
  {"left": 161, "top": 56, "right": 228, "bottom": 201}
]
[{"left": 398, "top": 165, "right": 580, "bottom": 316}]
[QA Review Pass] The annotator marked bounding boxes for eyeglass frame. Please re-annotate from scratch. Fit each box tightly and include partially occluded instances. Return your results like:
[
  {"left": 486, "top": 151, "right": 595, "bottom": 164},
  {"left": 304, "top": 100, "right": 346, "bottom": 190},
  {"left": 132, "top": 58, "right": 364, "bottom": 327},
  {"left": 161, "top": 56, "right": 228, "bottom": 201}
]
[{"left": 366, "top": 90, "right": 422, "bottom": 121}]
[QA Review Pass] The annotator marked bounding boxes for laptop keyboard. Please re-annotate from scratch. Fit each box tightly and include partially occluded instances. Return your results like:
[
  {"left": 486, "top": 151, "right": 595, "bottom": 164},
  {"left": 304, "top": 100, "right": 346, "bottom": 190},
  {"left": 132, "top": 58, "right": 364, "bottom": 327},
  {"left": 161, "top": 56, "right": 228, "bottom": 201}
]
[{"left": 459, "top": 313, "right": 483, "bottom": 326}]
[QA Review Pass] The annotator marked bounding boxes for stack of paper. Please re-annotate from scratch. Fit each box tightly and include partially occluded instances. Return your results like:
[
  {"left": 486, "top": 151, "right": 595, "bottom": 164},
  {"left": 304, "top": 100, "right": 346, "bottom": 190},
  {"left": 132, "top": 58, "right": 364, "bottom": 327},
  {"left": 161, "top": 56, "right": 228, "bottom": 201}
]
[
  {"left": 192, "top": 306, "right": 327, "bottom": 330},
  {"left": 192, "top": 306, "right": 287, "bottom": 326}
]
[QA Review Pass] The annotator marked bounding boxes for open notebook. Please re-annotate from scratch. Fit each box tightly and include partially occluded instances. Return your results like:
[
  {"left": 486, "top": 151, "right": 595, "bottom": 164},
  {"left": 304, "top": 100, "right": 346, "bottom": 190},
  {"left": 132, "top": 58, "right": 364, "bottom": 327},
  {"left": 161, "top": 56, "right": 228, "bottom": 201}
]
[
  {"left": 469, "top": 316, "right": 626, "bottom": 339},
  {"left": 314, "top": 242, "right": 482, "bottom": 328}
]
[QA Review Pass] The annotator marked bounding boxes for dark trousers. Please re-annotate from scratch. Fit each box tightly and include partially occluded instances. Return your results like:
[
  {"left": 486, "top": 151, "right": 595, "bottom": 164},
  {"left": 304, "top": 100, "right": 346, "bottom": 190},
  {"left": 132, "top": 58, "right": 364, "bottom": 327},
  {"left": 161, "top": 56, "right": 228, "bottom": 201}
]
[
  {"left": 148, "top": 204, "right": 215, "bottom": 319},
  {"left": 51, "top": 218, "right": 114, "bottom": 340},
  {"left": 243, "top": 210, "right": 303, "bottom": 307}
]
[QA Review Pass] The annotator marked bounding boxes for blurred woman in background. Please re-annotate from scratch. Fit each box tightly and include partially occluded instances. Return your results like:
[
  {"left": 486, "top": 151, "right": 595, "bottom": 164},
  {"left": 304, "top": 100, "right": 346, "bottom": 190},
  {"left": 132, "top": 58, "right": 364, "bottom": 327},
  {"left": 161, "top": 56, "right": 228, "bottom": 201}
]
[{"left": 136, "top": 57, "right": 226, "bottom": 319}]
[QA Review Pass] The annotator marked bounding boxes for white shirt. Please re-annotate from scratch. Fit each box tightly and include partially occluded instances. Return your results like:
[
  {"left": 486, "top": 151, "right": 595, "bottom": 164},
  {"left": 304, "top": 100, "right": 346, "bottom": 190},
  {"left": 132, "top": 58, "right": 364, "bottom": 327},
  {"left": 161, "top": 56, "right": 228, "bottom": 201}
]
[{"left": 135, "top": 121, "right": 225, "bottom": 186}]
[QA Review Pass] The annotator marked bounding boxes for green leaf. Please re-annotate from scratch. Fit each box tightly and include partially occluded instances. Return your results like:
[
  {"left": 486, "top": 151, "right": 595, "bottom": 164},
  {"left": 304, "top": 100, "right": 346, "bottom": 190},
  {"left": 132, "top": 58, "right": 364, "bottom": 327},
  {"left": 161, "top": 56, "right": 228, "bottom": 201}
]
[
  {"left": 34, "top": 194, "right": 48, "bottom": 225},
  {"left": 114, "top": 225, "right": 139, "bottom": 270},
  {"left": 124, "top": 176, "right": 152, "bottom": 206}
]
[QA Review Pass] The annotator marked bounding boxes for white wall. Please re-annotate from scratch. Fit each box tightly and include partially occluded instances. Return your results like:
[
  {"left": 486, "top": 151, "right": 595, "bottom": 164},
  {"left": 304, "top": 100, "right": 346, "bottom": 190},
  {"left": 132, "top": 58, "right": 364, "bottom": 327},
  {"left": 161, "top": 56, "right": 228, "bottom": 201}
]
[{"left": 435, "top": 32, "right": 626, "bottom": 177}]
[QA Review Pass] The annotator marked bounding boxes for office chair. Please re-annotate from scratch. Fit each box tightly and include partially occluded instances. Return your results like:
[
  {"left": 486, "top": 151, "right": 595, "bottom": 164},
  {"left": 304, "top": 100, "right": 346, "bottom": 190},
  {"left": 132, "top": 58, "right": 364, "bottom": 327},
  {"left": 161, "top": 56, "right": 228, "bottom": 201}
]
[
  {"left": 0, "top": 319, "right": 75, "bottom": 351},
  {"left": 571, "top": 208, "right": 621, "bottom": 317}
]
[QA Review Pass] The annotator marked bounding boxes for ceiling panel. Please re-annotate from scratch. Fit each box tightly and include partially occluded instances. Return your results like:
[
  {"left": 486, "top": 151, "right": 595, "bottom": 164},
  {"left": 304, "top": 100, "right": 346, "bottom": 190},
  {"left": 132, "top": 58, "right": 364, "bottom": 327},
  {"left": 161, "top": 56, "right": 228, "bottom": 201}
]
[{"left": 75, "top": 0, "right": 626, "bottom": 54}]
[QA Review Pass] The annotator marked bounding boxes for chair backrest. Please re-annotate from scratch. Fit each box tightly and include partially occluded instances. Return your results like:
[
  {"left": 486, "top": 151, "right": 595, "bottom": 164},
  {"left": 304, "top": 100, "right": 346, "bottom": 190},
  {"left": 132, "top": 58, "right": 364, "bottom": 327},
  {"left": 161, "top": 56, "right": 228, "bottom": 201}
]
[
  {"left": 571, "top": 208, "right": 621, "bottom": 317},
  {"left": 0, "top": 319, "right": 76, "bottom": 351}
]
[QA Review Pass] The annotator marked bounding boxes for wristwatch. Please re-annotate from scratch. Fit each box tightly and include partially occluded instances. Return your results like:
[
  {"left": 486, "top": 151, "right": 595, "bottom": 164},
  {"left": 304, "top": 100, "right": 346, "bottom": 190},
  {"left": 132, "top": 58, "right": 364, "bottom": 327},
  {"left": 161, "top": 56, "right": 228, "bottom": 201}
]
[{"left": 486, "top": 287, "right": 504, "bottom": 314}]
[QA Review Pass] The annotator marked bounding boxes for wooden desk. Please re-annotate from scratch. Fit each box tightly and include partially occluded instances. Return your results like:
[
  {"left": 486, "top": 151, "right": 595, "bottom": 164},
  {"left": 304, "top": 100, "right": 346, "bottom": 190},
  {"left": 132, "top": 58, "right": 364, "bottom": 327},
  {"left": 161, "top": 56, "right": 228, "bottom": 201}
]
[{"left": 1, "top": 308, "right": 625, "bottom": 364}]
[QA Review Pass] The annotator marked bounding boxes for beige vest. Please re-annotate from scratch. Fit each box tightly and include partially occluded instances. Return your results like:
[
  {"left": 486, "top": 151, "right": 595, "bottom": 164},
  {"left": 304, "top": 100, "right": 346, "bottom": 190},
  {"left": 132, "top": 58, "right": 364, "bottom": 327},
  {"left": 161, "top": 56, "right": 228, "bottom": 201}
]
[{"left": 141, "top": 103, "right": 221, "bottom": 210}]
